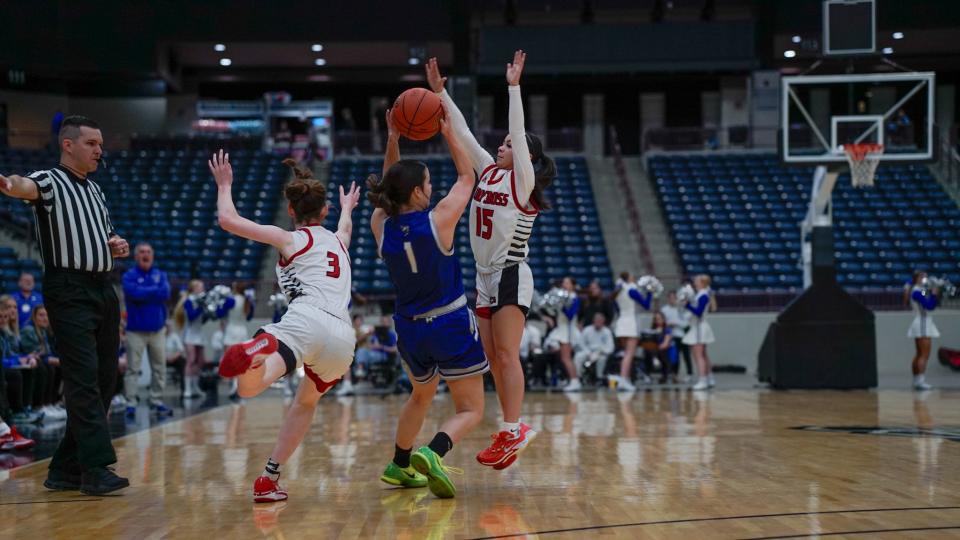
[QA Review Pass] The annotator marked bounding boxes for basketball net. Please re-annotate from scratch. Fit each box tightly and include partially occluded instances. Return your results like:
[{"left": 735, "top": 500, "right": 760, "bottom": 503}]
[{"left": 842, "top": 143, "right": 884, "bottom": 188}]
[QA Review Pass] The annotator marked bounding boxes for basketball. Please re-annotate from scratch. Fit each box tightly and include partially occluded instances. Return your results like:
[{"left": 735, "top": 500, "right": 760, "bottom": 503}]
[{"left": 391, "top": 87, "right": 442, "bottom": 141}]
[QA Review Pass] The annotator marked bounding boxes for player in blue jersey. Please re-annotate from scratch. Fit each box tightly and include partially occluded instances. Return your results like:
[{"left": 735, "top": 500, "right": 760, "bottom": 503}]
[{"left": 367, "top": 108, "right": 488, "bottom": 499}]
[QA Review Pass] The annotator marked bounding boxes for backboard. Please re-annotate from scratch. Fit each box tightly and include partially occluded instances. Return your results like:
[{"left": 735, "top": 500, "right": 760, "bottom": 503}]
[{"left": 780, "top": 72, "right": 935, "bottom": 164}]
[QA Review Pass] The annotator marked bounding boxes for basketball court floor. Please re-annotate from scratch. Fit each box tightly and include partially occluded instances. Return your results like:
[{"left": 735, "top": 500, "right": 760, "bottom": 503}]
[{"left": 3, "top": 377, "right": 959, "bottom": 539}]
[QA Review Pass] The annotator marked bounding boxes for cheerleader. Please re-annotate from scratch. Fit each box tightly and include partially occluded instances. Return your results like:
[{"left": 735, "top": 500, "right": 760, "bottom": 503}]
[
  {"left": 220, "top": 282, "right": 255, "bottom": 399},
  {"left": 550, "top": 277, "right": 582, "bottom": 392},
  {"left": 611, "top": 272, "right": 653, "bottom": 392},
  {"left": 905, "top": 271, "right": 940, "bottom": 391},
  {"left": 173, "top": 280, "right": 207, "bottom": 399},
  {"left": 682, "top": 275, "right": 716, "bottom": 390}
]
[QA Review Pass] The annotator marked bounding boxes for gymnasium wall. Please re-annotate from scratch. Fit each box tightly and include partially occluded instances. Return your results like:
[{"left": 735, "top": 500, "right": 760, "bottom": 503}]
[{"left": 703, "top": 310, "right": 960, "bottom": 385}]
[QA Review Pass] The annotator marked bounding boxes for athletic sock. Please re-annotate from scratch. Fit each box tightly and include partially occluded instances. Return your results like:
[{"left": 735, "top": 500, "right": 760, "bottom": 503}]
[
  {"left": 264, "top": 458, "right": 282, "bottom": 481},
  {"left": 914, "top": 374, "right": 926, "bottom": 385},
  {"left": 428, "top": 432, "right": 453, "bottom": 458},
  {"left": 500, "top": 421, "right": 521, "bottom": 439},
  {"left": 393, "top": 445, "right": 412, "bottom": 468}
]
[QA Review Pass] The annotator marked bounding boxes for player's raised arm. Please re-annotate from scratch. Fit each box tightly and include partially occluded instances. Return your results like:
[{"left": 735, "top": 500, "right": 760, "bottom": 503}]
[
  {"left": 210, "top": 150, "right": 295, "bottom": 257},
  {"left": 427, "top": 57, "right": 495, "bottom": 175},
  {"left": 433, "top": 112, "right": 476, "bottom": 248},
  {"left": 505, "top": 50, "right": 536, "bottom": 206},
  {"left": 335, "top": 181, "right": 361, "bottom": 249}
]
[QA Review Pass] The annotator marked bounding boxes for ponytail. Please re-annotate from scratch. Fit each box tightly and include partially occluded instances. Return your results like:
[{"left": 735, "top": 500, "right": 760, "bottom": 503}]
[{"left": 525, "top": 132, "right": 555, "bottom": 210}]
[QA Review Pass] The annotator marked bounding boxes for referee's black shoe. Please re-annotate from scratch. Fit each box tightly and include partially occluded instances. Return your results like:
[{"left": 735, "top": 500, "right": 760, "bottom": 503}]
[
  {"left": 80, "top": 467, "right": 129, "bottom": 495},
  {"left": 43, "top": 468, "right": 81, "bottom": 491}
]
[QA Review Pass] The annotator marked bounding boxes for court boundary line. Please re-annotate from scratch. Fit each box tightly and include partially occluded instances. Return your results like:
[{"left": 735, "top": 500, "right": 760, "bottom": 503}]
[
  {"left": 741, "top": 525, "right": 960, "bottom": 539},
  {"left": 465, "top": 505, "right": 960, "bottom": 539}
]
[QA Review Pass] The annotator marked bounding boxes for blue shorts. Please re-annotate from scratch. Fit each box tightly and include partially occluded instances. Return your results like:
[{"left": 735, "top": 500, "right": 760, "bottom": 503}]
[{"left": 394, "top": 306, "right": 489, "bottom": 384}]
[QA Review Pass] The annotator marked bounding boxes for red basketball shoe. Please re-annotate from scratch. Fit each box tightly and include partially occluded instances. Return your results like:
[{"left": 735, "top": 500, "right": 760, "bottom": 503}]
[
  {"left": 0, "top": 427, "right": 35, "bottom": 451},
  {"left": 476, "top": 423, "right": 537, "bottom": 470},
  {"left": 253, "top": 475, "right": 288, "bottom": 503},
  {"left": 219, "top": 334, "right": 278, "bottom": 378}
]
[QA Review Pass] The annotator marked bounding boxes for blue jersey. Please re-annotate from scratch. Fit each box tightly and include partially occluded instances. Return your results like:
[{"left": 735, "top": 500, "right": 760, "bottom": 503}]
[{"left": 380, "top": 210, "right": 465, "bottom": 318}]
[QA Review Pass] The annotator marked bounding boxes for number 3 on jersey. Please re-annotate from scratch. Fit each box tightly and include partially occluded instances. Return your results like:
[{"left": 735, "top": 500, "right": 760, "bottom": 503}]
[
  {"left": 476, "top": 207, "right": 494, "bottom": 240},
  {"left": 326, "top": 251, "right": 341, "bottom": 278}
]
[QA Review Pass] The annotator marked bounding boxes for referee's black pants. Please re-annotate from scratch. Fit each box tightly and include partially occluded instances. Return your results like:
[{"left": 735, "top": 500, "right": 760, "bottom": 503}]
[{"left": 44, "top": 269, "right": 120, "bottom": 474}]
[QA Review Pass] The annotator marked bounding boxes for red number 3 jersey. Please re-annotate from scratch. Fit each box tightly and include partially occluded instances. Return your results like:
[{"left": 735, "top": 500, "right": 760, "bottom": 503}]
[
  {"left": 276, "top": 225, "right": 352, "bottom": 321},
  {"left": 469, "top": 164, "right": 539, "bottom": 274}
]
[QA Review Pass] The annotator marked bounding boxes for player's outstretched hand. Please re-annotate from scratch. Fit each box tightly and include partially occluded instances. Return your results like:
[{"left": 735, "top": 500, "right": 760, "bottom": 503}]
[
  {"left": 426, "top": 57, "right": 447, "bottom": 93},
  {"left": 340, "top": 181, "right": 361, "bottom": 213},
  {"left": 208, "top": 149, "right": 233, "bottom": 189},
  {"left": 386, "top": 108, "right": 401, "bottom": 140},
  {"left": 506, "top": 50, "right": 526, "bottom": 86}
]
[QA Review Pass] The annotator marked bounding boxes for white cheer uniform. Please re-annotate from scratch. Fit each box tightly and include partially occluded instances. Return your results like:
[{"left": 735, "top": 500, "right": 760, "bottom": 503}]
[
  {"left": 682, "top": 289, "right": 715, "bottom": 345},
  {"left": 907, "top": 285, "right": 940, "bottom": 338}
]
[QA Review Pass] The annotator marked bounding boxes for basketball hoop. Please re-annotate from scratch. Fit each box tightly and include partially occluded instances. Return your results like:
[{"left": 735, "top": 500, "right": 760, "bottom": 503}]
[{"left": 842, "top": 143, "right": 884, "bottom": 188}]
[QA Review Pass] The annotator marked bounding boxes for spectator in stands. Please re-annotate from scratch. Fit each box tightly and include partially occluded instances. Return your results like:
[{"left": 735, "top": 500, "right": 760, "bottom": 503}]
[
  {"left": 642, "top": 312, "right": 678, "bottom": 384},
  {"left": 578, "top": 280, "right": 615, "bottom": 328},
  {"left": 13, "top": 272, "right": 43, "bottom": 329},
  {"left": 574, "top": 313, "right": 615, "bottom": 385},
  {"left": 20, "top": 305, "right": 65, "bottom": 420},
  {"left": 661, "top": 290, "right": 693, "bottom": 381},
  {"left": 122, "top": 243, "right": 172, "bottom": 417},
  {"left": 1, "top": 294, "right": 43, "bottom": 424},
  {"left": 174, "top": 280, "right": 207, "bottom": 398},
  {"left": 164, "top": 321, "right": 190, "bottom": 399},
  {"left": 905, "top": 270, "right": 940, "bottom": 391}
]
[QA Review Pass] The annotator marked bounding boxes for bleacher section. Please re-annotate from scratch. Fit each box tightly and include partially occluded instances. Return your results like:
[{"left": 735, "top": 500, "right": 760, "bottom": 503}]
[
  {"left": 651, "top": 153, "right": 960, "bottom": 291},
  {"left": 327, "top": 156, "right": 613, "bottom": 294},
  {"left": 0, "top": 146, "right": 287, "bottom": 282}
]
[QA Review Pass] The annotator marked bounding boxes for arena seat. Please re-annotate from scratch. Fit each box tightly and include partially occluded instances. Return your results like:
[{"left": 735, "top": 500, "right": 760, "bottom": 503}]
[
  {"left": 0, "top": 146, "right": 283, "bottom": 283},
  {"left": 652, "top": 153, "right": 960, "bottom": 292}
]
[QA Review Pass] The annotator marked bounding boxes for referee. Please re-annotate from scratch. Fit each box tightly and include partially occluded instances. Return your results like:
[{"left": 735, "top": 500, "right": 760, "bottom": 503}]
[{"left": 0, "top": 115, "right": 130, "bottom": 495}]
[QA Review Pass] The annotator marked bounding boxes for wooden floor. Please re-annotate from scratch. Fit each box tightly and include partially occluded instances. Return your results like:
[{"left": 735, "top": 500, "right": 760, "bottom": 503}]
[{"left": 3, "top": 386, "right": 960, "bottom": 539}]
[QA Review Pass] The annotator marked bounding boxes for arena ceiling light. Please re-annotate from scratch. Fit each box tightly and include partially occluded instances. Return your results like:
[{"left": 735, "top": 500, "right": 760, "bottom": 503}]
[
  {"left": 314, "top": 58, "right": 327, "bottom": 66},
  {"left": 892, "top": 32, "right": 904, "bottom": 39},
  {"left": 882, "top": 47, "right": 893, "bottom": 54},
  {"left": 219, "top": 58, "right": 232, "bottom": 66},
  {"left": 311, "top": 44, "right": 323, "bottom": 52},
  {"left": 791, "top": 35, "right": 802, "bottom": 43},
  {"left": 784, "top": 50, "right": 797, "bottom": 58},
  {"left": 214, "top": 43, "right": 226, "bottom": 52},
  {"left": 408, "top": 57, "right": 421, "bottom": 65}
]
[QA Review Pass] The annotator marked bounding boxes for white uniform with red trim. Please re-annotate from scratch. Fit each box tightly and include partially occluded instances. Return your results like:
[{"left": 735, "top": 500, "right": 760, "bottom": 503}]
[
  {"left": 442, "top": 84, "right": 538, "bottom": 316},
  {"left": 260, "top": 225, "right": 356, "bottom": 388}
]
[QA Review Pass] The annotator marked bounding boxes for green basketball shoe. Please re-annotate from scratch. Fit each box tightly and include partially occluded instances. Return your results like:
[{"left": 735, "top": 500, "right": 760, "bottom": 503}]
[
  {"left": 410, "top": 446, "right": 461, "bottom": 499},
  {"left": 380, "top": 462, "right": 428, "bottom": 488}
]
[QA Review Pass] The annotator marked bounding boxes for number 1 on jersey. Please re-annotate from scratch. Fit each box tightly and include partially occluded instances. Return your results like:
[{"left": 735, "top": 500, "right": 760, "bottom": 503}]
[
  {"left": 476, "top": 207, "right": 494, "bottom": 240},
  {"left": 403, "top": 241, "right": 419, "bottom": 274}
]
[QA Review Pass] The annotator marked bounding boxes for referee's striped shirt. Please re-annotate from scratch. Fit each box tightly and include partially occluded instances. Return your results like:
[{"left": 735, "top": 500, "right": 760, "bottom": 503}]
[{"left": 26, "top": 166, "right": 116, "bottom": 273}]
